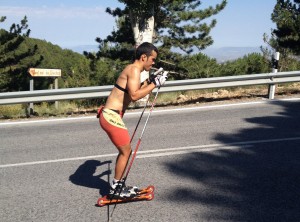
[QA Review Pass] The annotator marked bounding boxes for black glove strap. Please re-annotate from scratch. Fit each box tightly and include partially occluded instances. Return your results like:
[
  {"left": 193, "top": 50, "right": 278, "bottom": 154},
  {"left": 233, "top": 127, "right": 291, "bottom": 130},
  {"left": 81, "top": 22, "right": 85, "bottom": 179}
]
[{"left": 148, "top": 75, "right": 156, "bottom": 86}]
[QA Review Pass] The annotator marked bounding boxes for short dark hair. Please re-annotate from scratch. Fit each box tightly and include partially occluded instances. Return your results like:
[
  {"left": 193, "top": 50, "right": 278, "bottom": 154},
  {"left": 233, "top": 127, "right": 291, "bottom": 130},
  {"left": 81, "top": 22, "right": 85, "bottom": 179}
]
[{"left": 135, "top": 42, "right": 158, "bottom": 60}]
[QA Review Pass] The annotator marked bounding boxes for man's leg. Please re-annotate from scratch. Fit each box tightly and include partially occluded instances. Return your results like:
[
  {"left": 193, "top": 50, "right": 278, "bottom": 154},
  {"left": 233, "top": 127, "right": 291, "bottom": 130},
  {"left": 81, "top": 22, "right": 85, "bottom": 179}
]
[
  {"left": 114, "top": 143, "right": 132, "bottom": 180},
  {"left": 108, "top": 144, "right": 135, "bottom": 199}
]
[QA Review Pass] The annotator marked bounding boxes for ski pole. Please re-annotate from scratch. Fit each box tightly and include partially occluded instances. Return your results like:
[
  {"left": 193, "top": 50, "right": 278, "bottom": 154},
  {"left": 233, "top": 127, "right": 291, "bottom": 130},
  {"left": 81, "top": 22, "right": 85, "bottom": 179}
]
[
  {"left": 107, "top": 99, "right": 150, "bottom": 221},
  {"left": 124, "top": 67, "right": 164, "bottom": 168},
  {"left": 108, "top": 68, "right": 164, "bottom": 206},
  {"left": 107, "top": 99, "right": 149, "bottom": 222},
  {"left": 130, "top": 96, "right": 149, "bottom": 143},
  {"left": 122, "top": 86, "right": 160, "bottom": 181},
  {"left": 111, "top": 67, "right": 164, "bottom": 187},
  {"left": 115, "top": 95, "right": 149, "bottom": 185},
  {"left": 110, "top": 83, "right": 162, "bottom": 219},
  {"left": 112, "top": 67, "right": 164, "bottom": 185},
  {"left": 120, "top": 67, "right": 163, "bottom": 182}
]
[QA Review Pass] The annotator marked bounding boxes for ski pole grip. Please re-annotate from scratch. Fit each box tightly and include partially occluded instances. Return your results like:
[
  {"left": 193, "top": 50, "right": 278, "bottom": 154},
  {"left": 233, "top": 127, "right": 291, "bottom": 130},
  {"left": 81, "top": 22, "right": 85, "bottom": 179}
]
[{"left": 154, "top": 67, "right": 163, "bottom": 75}]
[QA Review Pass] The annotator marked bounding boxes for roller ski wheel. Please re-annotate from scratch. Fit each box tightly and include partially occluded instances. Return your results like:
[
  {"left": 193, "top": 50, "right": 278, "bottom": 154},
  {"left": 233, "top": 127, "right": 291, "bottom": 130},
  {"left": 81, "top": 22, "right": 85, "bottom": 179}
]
[
  {"left": 97, "top": 196, "right": 108, "bottom": 207},
  {"left": 136, "top": 185, "right": 154, "bottom": 195},
  {"left": 146, "top": 192, "right": 154, "bottom": 201}
]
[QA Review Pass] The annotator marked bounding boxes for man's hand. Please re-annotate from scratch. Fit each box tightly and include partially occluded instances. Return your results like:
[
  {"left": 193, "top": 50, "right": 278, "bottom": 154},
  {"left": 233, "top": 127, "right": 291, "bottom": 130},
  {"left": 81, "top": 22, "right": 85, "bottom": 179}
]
[{"left": 149, "top": 71, "right": 169, "bottom": 87}]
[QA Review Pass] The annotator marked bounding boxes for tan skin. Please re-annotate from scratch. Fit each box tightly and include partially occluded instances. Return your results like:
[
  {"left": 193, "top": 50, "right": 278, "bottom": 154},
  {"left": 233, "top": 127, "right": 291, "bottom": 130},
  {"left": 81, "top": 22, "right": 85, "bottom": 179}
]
[{"left": 104, "top": 50, "right": 157, "bottom": 180}]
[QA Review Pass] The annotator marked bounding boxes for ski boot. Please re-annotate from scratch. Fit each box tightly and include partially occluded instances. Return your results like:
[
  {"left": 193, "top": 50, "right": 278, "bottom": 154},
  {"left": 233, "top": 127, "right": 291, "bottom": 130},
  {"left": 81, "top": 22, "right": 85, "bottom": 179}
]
[{"left": 107, "top": 180, "right": 138, "bottom": 199}]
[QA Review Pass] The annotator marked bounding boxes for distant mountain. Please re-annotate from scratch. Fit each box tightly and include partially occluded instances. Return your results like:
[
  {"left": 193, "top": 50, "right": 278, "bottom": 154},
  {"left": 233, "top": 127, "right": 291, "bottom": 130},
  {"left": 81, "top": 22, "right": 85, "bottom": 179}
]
[
  {"left": 68, "top": 44, "right": 262, "bottom": 62},
  {"left": 202, "top": 47, "right": 262, "bottom": 62}
]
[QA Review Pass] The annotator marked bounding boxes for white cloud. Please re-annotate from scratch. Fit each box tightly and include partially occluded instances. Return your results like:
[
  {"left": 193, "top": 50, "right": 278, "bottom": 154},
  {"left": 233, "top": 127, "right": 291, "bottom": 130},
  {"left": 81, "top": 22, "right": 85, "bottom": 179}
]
[{"left": 0, "top": 6, "right": 110, "bottom": 20}]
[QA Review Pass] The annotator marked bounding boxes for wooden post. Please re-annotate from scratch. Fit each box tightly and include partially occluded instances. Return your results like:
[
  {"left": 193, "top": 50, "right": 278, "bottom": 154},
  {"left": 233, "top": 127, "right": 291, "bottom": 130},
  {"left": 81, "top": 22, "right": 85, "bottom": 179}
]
[
  {"left": 28, "top": 68, "right": 61, "bottom": 110},
  {"left": 54, "top": 77, "right": 59, "bottom": 109},
  {"left": 28, "top": 78, "right": 34, "bottom": 115}
]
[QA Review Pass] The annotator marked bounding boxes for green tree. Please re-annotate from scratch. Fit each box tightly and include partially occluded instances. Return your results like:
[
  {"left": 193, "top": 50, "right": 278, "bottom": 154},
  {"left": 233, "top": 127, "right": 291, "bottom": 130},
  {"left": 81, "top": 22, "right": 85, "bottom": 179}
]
[
  {"left": 262, "top": 0, "right": 300, "bottom": 71},
  {"left": 85, "top": 0, "right": 227, "bottom": 79},
  {"left": 179, "top": 53, "right": 219, "bottom": 78},
  {"left": 272, "top": 0, "right": 300, "bottom": 55},
  {"left": 220, "top": 53, "right": 271, "bottom": 76},
  {"left": 0, "top": 16, "right": 43, "bottom": 92},
  {"left": 91, "top": 58, "right": 121, "bottom": 86}
]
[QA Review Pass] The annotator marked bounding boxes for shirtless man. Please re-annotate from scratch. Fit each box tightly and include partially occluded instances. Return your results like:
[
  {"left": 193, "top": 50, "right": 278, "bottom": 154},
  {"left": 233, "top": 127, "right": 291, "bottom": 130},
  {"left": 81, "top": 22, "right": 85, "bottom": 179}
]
[{"left": 98, "top": 42, "right": 168, "bottom": 198}]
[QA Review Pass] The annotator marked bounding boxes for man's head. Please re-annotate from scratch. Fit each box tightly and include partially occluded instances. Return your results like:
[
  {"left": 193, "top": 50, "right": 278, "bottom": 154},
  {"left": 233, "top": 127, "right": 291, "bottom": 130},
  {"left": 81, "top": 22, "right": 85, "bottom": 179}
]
[
  {"left": 135, "top": 42, "right": 158, "bottom": 71},
  {"left": 135, "top": 42, "right": 158, "bottom": 59}
]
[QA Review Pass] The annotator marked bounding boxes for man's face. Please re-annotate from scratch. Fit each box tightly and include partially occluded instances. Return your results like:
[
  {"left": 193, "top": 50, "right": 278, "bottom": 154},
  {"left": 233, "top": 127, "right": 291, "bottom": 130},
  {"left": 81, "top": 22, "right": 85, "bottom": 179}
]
[{"left": 144, "top": 50, "right": 157, "bottom": 71}]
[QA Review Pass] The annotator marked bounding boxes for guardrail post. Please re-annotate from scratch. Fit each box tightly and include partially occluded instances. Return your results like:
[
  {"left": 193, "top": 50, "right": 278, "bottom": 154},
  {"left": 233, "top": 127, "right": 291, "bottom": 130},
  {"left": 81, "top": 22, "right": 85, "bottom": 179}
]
[{"left": 268, "top": 52, "right": 280, "bottom": 99}]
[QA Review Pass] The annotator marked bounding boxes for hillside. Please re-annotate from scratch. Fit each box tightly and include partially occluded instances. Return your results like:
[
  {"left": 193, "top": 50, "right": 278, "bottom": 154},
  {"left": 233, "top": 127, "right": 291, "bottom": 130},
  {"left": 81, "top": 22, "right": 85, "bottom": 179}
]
[{"left": 24, "top": 38, "right": 91, "bottom": 89}]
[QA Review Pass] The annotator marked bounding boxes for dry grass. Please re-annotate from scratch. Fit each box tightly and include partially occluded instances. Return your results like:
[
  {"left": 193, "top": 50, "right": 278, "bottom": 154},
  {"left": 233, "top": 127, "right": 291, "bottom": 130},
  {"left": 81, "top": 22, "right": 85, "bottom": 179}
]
[
  {"left": 154, "top": 83, "right": 300, "bottom": 106},
  {"left": 0, "top": 104, "right": 27, "bottom": 119}
]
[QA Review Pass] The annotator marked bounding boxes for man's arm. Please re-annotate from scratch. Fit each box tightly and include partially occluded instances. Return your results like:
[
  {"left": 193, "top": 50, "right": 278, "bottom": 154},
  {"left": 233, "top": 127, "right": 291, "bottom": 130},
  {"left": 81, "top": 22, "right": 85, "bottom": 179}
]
[
  {"left": 140, "top": 79, "right": 151, "bottom": 89},
  {"left": 127, "top": 67, "right": 155, "bottom": 102}
]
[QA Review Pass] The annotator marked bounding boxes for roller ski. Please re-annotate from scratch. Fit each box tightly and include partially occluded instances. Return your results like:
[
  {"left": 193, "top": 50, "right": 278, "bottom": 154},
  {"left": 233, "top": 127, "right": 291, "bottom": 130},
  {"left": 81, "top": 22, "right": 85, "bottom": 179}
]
[{"left": 97, "top": 185, "right": 154, "bottom": 207}]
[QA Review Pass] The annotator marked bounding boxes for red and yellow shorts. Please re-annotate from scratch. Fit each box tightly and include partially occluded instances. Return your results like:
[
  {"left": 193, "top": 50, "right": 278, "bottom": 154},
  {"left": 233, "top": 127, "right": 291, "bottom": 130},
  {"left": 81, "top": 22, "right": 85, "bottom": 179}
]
[{"left": 99, "top": 107, "right": 130, "bottom": 147}]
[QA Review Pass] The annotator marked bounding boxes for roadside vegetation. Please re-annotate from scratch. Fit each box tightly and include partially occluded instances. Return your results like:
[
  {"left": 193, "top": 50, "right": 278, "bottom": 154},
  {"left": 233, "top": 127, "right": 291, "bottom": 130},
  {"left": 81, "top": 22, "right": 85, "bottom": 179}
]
[{"left": 1, "top": 83, "right": 299, "bottom": 119}]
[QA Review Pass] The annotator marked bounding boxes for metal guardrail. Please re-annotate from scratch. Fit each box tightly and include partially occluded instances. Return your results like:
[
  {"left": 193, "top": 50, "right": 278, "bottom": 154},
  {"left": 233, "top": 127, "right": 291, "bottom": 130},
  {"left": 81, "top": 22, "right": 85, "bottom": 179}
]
[{"left": 0, "top": 71, "right": 299, "bottom": 105}]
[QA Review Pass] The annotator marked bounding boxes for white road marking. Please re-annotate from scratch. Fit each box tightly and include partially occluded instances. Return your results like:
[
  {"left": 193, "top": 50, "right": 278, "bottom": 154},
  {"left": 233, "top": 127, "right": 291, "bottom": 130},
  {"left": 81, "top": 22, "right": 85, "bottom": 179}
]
[
  {"left": 0, "top": 116, "right": 95, "bottom": 126},
  {"left": 1, "top": 97, "right": 299, "bottom": 126},
  {"left": 136, "top": 145, "right": 252, "bottom": 159},
  {"left": 1, "top": 137, "right": 299, "bottom": 168}
]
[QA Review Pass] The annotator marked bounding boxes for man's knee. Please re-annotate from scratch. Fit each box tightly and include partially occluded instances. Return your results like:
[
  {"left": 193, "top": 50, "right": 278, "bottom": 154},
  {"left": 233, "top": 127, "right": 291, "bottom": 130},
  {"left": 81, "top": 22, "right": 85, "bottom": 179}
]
[{"left": 118, "top": 144, "right": 132, "bottom": 156}]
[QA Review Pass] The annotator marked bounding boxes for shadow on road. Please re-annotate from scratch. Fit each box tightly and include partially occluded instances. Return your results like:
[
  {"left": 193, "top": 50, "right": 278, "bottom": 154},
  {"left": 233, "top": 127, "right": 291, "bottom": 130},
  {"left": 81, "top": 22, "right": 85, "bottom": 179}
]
[
  {"left": 164, "top": 100, "right": 300, "bottom": 221},
  {"left": 69, "top": 160, "right": 112, "bottom": 197}
]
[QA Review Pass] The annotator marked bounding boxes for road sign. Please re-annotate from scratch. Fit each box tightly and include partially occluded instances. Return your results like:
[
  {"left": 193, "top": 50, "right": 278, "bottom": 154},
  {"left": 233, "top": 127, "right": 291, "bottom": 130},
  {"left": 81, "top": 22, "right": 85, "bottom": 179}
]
[{"left": 28, "top": 68, "right": 61, "bottom": 77}]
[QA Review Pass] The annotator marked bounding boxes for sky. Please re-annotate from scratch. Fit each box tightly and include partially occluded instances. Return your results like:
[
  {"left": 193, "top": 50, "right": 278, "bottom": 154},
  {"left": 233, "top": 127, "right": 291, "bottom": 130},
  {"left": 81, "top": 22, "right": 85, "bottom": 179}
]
[{"left": 0, "top": 0, "right": 276, "bottom": 50}]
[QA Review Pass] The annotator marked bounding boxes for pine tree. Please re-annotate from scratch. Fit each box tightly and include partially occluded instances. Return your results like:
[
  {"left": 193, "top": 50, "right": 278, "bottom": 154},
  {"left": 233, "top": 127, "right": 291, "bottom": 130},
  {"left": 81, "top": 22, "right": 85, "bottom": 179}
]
[
  {"left": 0, "top": 16, "right": 43, "bottom": 92},
  {"left": 262, "top": 0, "right": 300, "bottom": 71},
  {"left": 85, "top": 0, "right": 227, "bottom": 67},
  {"left": 271, "top": 0, "right": 300, "bottom": 55}
]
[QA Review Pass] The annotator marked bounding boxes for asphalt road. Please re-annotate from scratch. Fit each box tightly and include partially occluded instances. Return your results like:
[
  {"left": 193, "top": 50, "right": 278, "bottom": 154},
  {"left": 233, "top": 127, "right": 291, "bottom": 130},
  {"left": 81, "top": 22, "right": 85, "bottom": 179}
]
[{"left": 1, "top": 98, "right": 300, "bottom": 222}]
